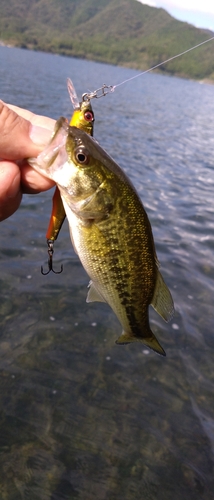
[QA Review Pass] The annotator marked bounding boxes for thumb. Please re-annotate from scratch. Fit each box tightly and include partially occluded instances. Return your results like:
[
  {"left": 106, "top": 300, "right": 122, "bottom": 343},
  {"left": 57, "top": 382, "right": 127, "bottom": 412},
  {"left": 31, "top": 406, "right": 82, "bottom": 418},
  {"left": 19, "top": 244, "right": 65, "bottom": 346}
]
[{"left": 0, "top": 101, "right": 53, "bottom": 160}]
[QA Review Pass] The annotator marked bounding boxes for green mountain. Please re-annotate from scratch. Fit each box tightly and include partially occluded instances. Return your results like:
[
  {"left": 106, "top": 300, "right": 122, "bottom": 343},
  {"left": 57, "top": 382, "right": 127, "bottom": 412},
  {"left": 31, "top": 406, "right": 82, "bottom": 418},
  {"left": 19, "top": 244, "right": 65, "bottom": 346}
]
[{"left": 1, "top": 0, "right": 214, "bottom": 81}]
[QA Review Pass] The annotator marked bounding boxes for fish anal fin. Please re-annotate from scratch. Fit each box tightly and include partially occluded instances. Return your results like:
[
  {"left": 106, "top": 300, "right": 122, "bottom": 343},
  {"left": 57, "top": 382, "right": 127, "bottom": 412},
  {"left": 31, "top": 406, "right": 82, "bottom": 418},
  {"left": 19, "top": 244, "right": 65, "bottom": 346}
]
[
  {"left": 86, "top": 281, "right": 106, "bottom": 303},
  {"left": 151, "top": 270, "right": 174, "bottom": 322},
  {"left": 116, "top": 331, "right": 166, "bottom": 356}
]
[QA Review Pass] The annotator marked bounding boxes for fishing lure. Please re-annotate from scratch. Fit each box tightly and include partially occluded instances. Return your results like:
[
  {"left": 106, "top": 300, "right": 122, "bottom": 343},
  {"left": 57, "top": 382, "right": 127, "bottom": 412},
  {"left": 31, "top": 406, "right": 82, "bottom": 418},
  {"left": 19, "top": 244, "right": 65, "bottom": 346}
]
[{"left": 41, "top": 79, "right": 95, "bottom": 274}]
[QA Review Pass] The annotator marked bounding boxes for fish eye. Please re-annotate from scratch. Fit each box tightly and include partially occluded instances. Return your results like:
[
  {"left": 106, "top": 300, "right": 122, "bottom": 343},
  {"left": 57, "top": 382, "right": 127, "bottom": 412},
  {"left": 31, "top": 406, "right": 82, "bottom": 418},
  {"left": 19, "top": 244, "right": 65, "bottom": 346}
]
[
  {"left": 75, "top": 147, "right": 90, "bottom": 165},
  {"left": 84, "top": 110, "right": 94, "bottom": 122}
]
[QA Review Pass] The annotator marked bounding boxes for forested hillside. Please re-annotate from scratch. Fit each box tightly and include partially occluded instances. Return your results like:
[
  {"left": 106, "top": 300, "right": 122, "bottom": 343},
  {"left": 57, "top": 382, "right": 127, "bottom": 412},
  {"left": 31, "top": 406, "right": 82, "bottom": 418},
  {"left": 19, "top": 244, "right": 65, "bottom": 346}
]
[{"left": 1, "top": 0, "right": 214, "bottom": 80}]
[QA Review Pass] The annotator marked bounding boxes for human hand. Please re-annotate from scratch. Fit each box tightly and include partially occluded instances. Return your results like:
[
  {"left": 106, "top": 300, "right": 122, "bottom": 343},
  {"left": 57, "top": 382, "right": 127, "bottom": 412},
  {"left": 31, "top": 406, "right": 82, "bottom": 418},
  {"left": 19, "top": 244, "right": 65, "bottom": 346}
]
[{"left": 0, "top": 101, "right": 56, "bottom": 221}]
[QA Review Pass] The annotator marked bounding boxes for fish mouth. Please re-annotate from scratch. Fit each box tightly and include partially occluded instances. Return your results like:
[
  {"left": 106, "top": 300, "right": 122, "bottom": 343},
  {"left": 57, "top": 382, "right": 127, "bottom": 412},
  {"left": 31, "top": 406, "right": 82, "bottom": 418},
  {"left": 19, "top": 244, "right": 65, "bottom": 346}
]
[{"left": 28, "top": 118, "right": 69, "bottom": 178}]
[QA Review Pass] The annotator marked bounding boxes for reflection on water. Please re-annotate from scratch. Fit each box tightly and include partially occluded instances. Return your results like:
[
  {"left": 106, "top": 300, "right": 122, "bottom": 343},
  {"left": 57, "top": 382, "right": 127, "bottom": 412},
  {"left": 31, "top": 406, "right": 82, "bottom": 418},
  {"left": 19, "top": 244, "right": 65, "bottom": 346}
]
[{"left": 1, "top": 46, "right": 214, "bottom": 499}]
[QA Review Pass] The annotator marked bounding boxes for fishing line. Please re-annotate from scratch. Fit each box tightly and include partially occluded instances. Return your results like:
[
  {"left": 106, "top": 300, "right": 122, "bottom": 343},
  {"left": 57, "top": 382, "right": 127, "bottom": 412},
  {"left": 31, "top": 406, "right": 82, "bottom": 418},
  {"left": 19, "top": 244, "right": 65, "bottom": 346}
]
[
  {"left": 112, "top": 36, "right": 214, "bottom": 91},
  {"left": 84, "top": 36, "right": 214, "bottom": 100}
]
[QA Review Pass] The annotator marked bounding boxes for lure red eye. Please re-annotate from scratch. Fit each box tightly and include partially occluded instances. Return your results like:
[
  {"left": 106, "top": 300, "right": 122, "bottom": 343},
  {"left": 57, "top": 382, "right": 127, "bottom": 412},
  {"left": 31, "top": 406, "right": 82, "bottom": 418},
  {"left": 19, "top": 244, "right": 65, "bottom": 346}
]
[{"left": 84, "top": 110, "right": 94, "bottom": 122}]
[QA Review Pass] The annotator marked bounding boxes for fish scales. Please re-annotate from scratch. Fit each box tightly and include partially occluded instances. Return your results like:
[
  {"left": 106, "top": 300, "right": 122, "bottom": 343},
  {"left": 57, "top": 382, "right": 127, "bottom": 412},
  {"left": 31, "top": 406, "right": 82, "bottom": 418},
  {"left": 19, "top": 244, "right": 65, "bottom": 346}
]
[{"left": 62, "top": 129, "right": 164, "bottom": 350}]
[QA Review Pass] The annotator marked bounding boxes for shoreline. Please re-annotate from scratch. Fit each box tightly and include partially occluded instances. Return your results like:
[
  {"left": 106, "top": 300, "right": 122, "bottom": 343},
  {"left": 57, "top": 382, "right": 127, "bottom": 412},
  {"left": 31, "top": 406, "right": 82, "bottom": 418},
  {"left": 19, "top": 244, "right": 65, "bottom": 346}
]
[{"left": 1, "top": 41, "right": 214, "bottom": 85}]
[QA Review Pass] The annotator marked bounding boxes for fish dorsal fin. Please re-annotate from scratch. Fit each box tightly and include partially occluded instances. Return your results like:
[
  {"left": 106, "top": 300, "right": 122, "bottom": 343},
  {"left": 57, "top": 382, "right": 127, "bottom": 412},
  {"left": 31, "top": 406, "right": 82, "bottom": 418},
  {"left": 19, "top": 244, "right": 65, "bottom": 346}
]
[
  {"left": 151, "top": 270, "right": 174, "bottom": 322},
  {"left": 86, "top": 281, "right": 106, "bottom": 303}
]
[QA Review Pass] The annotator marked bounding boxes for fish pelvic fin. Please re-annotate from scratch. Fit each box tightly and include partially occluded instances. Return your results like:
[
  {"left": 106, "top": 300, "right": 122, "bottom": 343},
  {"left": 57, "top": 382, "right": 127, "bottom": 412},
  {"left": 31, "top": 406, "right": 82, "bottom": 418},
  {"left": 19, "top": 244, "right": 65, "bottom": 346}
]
[
  {"left": 86, "top": 281, "right": 107, "bottom": 303},
  {"left": 151, "top": 270, "right": 174, "bottom": 322},
  {"left": 115, "top": 331, "right": 166, "bottom": 356}
]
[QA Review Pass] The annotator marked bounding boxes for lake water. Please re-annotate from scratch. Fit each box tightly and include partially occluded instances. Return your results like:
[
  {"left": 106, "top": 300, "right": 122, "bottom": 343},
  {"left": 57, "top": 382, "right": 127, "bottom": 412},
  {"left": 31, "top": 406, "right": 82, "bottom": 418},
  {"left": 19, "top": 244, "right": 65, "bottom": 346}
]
[{"left": 1, "top": 45, "right": 214, "bottom": 499}]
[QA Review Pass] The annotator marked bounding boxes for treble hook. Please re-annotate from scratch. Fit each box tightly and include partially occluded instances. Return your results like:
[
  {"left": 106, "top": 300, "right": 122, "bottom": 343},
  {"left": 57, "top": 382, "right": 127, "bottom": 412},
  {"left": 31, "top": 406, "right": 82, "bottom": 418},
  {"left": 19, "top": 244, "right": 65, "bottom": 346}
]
[{"left": 41, "top": 239, "right": 63, "bottom": 275}]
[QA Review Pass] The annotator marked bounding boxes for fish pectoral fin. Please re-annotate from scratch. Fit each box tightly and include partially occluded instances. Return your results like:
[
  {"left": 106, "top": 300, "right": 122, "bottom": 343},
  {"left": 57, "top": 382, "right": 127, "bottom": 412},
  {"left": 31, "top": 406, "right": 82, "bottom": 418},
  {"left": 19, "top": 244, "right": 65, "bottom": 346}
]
[
  {"left": 86, "top": 281, "right": 107, "bottom": 303},
  {"left": 151, "top": 270, "right": 174, "bottom": 322},
  {"left": 77, "top": 184, "right": 114, "bottom": 221},
  {"left": 116, "top": 331, "right": 166, "bottom": 356}
]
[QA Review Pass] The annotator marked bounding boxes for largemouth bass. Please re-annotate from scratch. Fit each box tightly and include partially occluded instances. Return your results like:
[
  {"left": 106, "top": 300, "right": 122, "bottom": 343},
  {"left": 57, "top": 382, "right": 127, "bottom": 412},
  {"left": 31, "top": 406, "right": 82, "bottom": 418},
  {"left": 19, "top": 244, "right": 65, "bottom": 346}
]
[
  {"left": 29, "top": 118, "right": 174, "bottom": 356},
  {"left": 46, "top": 79, "right": 94, "bottom": 242}
]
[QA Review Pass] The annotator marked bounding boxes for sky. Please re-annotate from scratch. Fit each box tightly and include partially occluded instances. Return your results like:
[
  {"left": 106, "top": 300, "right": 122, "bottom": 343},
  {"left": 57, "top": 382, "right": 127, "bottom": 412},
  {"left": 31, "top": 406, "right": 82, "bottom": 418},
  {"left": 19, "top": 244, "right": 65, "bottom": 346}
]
[{"left": 136, "top": 0, "right": 214, "bottom": 32}]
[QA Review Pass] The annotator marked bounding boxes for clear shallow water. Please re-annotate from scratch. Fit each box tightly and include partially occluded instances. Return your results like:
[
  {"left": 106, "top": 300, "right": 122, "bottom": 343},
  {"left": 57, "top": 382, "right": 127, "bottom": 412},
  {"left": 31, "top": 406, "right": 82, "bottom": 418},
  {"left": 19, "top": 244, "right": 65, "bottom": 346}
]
[{"left": 1, "top": 46, "right": 214, "bottom": 499}]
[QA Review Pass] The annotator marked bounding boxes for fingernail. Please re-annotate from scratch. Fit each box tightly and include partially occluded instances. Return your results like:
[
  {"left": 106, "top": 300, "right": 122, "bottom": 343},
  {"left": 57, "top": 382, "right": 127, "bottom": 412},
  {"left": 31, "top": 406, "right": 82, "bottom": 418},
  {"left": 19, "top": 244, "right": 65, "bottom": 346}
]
[{"left": 29, "top": 124, "right": 54, "bottom": 147}]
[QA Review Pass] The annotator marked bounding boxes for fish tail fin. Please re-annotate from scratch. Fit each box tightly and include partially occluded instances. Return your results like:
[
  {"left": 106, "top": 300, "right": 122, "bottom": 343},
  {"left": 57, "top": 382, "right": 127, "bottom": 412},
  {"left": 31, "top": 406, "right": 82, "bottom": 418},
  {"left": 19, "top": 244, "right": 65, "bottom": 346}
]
[{"left": 115, "top": 331, "right": 166, "bottom": 356}]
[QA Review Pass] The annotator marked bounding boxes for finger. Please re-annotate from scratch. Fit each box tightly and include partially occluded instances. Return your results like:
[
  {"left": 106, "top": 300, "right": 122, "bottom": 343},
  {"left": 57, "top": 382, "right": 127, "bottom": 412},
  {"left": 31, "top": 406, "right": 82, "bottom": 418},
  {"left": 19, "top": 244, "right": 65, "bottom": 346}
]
[
  {"left": 7, "top": 103, "right": 56, "bottom": 134},
  {"left": 20, "top": 160, "right": 55, "bottom": 194},
  {"left": 0, "top": 101, "right": 55, "bottom": 160},
  {"left": 0, "top": 161, "right": 22, "bottom": 221}
]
